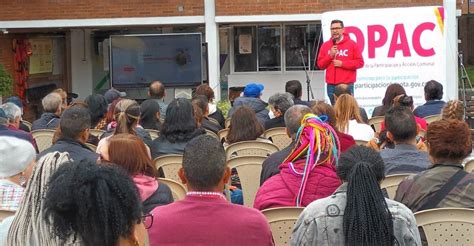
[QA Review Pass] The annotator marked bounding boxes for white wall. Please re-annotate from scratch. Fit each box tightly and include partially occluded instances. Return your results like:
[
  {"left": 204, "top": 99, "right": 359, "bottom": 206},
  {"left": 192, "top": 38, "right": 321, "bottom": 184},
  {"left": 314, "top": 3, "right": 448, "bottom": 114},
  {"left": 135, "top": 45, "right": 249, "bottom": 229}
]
[
  {"left": 71, "top": 29, "right": 93, "bottom": 99},
  {"left": 228, "top": 71, "right": 326, "bottom": 102}
]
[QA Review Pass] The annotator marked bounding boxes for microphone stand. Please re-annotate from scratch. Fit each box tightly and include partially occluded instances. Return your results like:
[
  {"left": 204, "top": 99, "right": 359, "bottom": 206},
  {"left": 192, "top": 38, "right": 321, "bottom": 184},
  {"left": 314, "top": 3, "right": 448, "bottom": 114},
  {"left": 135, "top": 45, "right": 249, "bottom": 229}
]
[
  {"left": 299, "top": 48, "right": 315, "bottom": 102},
  {"left": 459, "top": 52, "right": 472, "bottom": 121}
]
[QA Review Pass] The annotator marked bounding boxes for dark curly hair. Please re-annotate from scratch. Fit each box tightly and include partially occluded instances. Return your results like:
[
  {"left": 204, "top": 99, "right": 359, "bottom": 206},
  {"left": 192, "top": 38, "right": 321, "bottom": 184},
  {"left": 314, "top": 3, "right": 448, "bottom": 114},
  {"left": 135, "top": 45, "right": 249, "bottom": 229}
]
[
  {"left": 44, "top": 159, "right": 143, "bottom": 246},
  {"left": 426, "top": 119, "right": 472, "bottom": 163}
]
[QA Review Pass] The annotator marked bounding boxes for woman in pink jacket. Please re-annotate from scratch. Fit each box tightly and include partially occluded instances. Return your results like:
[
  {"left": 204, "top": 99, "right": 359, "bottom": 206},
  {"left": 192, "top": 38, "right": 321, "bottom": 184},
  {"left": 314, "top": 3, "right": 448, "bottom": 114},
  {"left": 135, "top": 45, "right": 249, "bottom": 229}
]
[{"left": 254, "top": 113, "right": 341, "bottom": 210}]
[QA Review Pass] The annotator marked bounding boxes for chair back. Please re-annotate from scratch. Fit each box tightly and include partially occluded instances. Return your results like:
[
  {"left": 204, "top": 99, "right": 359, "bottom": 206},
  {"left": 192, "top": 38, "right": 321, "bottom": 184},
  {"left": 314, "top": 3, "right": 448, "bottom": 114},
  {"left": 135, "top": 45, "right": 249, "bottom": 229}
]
[
  {"left": 22, "top": 120, "right": 32, "bottom": 131},
  {"left": 225, "top": 140, "right": 279, "bottom": 160},
  {"left": 217, "top": 128, "right": 229, "bottom": 143},
  {"left": 368, "top": 116, "right": 384, "bottom": 132},
  {"left": 145, "top": 129, "right": 160, "bottom": 140},
  {"left": 380, "top": 173, "right": 411, "bottom": 199},
  {"left": 225, "top": 118, "right": 231, "bottom": 128},
  {"left": 424, "top": 114, "right": 441, "bottom": 124},
  {"left": 158, "top": 178, "right": 187, "bottom": 201},
  {"left": 415, "top": 208, "right": 474, "bottom": 245},
  {"left": 89, "top": 129, "right": 105, "bottom": 138},
  {"left": 0, "top": 210, "right": 15, "bottom": 222},
  {"left": 85, "top": 143, "right": 97, "bottom": 152},
  {"left": 262, "top": 207, "right": 304, "bottom": 246},
  {"left": 31, "top": 129, "right": 55, "bottom": 152},
  {"left": 226, "top": 156, "right": 267, "bottom": 207},
  {"left": 465, "top": 159, "right": 474, "bottom": 172},
  {"left": 263, "top": 127, "right": 291, "bottom": 150},
  {"left": 205, "top": 129, "right": 219, "bottom": 140},
  {"left": 153, "top": 154, "right": 184, "bottom": 183}
]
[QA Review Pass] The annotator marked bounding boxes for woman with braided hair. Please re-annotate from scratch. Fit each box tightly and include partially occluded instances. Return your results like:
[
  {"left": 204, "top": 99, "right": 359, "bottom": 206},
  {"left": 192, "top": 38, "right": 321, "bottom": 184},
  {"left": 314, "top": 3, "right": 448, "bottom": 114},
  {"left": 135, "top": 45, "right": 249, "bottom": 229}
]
[
  {"left": 292, "top": 146, "right": 421, "bottom": 245},
  {"left": 254, "top": 114, "right": 341, "bottom": 210},
  {"left": 441, "top": 100, "right": 464, "bottom": 121}
]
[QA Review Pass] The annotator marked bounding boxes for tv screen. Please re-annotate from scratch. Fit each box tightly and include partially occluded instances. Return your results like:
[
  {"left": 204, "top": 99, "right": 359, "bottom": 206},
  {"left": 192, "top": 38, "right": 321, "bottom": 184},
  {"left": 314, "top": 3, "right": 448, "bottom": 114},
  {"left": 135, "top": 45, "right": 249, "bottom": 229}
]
[{"left": 110, "top": 33, "right": 203, "bottom": 87}]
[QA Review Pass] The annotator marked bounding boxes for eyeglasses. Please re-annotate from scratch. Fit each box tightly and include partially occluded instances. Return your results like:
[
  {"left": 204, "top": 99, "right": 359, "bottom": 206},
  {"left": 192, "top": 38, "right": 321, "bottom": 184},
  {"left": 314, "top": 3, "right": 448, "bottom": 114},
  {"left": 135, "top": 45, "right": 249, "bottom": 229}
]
[
  {"left": 141, "top": 213, "right": 154, "bottom": 229},
  {"left": 331, "top": 27, "right": 343, "bottom": 31}
]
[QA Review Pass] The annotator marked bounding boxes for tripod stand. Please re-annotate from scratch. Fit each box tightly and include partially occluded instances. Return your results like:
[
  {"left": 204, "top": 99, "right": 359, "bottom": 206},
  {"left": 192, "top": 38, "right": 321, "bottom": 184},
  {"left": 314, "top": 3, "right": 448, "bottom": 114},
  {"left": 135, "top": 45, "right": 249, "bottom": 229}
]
[
  {"left": 299, "top": 49, "right": 315, "bottom": 102},
  {"left": 459, "top": 52, "right": 472, "bottom": 121}
]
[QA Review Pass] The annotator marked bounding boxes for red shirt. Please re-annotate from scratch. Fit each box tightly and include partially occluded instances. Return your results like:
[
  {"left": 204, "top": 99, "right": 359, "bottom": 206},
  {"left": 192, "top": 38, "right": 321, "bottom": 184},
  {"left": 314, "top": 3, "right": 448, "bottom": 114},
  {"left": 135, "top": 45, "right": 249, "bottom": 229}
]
[
  {"left": 148, "top": 195, "right": 274, "bottom": 246},
  {"left": 317, "top": 33, "right": 364, "bottom": 85},
  {"left": 380, "top": 116, "right": 428, "bottom": 132}
]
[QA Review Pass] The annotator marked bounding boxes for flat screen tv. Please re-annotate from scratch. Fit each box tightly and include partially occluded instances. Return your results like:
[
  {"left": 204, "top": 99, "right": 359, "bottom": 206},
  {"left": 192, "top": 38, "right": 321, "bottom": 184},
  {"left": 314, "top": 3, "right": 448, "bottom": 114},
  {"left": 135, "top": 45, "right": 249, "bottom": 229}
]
[{"left": 110, "top": 33, "right": 203, "bottom": 88}]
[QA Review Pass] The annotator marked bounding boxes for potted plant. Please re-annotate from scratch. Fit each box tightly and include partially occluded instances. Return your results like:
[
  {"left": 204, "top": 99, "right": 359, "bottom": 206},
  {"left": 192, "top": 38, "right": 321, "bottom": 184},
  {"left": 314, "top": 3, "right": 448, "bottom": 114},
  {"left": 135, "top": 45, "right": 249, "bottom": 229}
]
[{"left": 0, "top": 64, "right": 13, "bottom": 102}]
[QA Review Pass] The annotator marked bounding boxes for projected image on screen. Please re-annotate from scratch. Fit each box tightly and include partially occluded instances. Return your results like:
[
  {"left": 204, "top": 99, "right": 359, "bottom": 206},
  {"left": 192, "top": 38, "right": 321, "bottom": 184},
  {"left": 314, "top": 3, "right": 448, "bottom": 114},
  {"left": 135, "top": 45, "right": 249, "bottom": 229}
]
[{"left": 110, "top": 33, "right": 202, "bottom": 87}]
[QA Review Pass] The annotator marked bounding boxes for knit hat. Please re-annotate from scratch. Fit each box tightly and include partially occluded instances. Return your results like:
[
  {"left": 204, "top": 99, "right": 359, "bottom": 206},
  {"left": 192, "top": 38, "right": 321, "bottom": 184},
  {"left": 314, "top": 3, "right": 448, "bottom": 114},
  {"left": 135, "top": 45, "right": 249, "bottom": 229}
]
[
  {"left": 0, "top": 136, "right": 36, "bottom": 178},
  {"left": 243, "top": 83, "right": 264, "bottom": 98},
  {"left": 104, "top": 88, "right": 127, "bottom": 104}
]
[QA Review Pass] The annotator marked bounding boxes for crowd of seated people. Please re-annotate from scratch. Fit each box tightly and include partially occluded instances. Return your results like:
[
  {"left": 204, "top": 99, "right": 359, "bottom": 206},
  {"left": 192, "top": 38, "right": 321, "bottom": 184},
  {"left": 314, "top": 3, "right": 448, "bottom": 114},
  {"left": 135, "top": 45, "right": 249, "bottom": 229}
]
[{"left": 0, "top": 78, "right": 472, "bottom": 245}]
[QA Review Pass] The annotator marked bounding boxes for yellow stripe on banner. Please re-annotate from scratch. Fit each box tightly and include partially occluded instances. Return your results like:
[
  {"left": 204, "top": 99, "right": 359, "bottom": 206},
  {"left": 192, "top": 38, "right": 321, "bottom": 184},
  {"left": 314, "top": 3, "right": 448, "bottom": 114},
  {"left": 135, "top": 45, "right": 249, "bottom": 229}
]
[{"left": 434, "top": 7, "right": 444, "bottom": 36}]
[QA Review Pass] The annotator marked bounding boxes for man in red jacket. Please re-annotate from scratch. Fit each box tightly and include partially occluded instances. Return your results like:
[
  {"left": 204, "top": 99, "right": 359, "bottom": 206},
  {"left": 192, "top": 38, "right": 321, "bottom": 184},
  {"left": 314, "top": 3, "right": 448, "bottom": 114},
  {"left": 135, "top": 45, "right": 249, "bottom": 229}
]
[{"left": 317, "top": 20, "right": 364, "bottom": 105}]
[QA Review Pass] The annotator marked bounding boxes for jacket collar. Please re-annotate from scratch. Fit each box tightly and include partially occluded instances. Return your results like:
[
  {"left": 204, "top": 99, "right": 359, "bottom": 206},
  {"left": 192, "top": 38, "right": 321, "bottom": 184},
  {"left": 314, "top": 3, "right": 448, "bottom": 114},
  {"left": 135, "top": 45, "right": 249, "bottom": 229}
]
[{"left": 334, "top": 183, "right": 348, "bottom": 194}]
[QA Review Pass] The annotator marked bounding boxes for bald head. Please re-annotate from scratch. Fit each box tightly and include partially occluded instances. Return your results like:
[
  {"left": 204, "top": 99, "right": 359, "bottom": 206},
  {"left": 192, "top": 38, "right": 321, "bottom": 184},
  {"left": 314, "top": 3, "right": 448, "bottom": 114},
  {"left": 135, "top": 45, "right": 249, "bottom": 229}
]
[
  {"left": 333, "top": 84, "right": 352, "bottom": 103},
  {"left": 149, "top": 81, "right": 165, "bottom": 99}
]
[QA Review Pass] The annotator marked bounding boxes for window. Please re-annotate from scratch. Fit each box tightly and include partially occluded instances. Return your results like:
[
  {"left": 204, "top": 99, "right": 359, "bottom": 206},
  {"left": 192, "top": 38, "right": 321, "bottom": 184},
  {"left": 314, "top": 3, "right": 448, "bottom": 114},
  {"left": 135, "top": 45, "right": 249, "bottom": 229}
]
[{"left": 232, "top": 23, "right": 322, "bottom": 73}]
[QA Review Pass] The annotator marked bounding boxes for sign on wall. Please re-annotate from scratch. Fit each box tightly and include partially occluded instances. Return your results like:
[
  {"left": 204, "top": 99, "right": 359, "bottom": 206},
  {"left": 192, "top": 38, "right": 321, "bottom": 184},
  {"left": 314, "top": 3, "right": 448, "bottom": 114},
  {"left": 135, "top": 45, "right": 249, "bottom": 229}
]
[
  {"left": 322, "top": 6, "right": 446, "bottom": 115},
  {"left": 29, "top": 39, "right": 53, "bottom": 74}
]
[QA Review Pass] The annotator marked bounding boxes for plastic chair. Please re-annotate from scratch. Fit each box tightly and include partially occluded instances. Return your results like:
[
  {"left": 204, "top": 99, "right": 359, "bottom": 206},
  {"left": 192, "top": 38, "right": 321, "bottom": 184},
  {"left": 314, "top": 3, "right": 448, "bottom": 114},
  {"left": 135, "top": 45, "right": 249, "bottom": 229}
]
[
  {"left": 205, "top": 129, "right": 219, "bottom": 140},
  {"left": 31, "top": 129, "right": 56, "bottom": 152},
  {"left": 380, "top": 173, "right": 411, "bottom": 199},
  {"left": 262, "top": 207, "right": 305, "bottom": 246},
  {"left": 368, "top": 116, "right": 384, "bottom": 132},
  {"left": 465, "top": 159, "right": 474, "bottom": 172},
  {"left": 415, "top": 208, "right": 474, "bottom": 245},
  {"left": 145, "top": 129, "right": 160, "bottom": 140},
  {"left": 22, "top": 120, "right": 32, "bottom": 131},
  {"left": 0, "top": 210, "right": 15, "bottom": 222},
  {"left": 225, "top": 156, "right": 267, "bottom": 207},
  {"left": 225, "top": 140, "right": 279, "bottom": 160},
  {"left": 424, "top": 114, "right": 441, "bottom": 124},
  {"left": 158, "top": 178, "right": 187, "bottom": 201},
  {"left": 225, "top": 118, "right": 231, "bottom": 128},
  {"left": 153, "top": 154, "right": 183, "bottom": 183},
  {"left": 89, "top": 129, "right": 105, "bottom": 138},
  {"left": 263, "top": 127, "right": 291, "bottom": 150},
  {"left": 85, "top": 143, "right": 97, "bottom": 152},
  {"left": 217, "top": 128, "right": 229, "bottom": 143}
]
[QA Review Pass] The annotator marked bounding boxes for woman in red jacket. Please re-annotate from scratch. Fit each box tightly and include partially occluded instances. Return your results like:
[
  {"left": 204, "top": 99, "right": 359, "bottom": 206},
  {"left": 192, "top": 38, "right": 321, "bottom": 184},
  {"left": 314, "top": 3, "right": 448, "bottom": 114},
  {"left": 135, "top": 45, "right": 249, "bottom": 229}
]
[{"left": 254, "top": 113, "right": 341, "bottom": 210}]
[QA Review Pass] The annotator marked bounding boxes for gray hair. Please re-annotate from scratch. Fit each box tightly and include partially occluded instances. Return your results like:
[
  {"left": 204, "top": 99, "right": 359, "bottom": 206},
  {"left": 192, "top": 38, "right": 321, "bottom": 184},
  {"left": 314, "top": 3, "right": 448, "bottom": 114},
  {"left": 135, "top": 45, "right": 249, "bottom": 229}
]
[
  {"left": 1, "top": 103, "right": 22, "bottom": 123},
  {"left": 284, "top": 105, "right": 312, "bottom": 137},
  {"left": 268, "top": 93, "right": 294, "bottom": 114},
  {"left": 42, "top": 93, "right": 62, "bottom": 113}
]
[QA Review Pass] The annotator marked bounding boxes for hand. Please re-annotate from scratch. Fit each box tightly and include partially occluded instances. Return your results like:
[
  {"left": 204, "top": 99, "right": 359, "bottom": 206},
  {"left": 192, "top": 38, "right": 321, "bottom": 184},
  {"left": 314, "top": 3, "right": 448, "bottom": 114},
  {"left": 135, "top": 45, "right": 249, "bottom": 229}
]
[
  {"left": 329, "top": 46, "right": 338, "bottom": 57},
  {"left": 333, "top": 59, "right": 343, "bottom": 67}
]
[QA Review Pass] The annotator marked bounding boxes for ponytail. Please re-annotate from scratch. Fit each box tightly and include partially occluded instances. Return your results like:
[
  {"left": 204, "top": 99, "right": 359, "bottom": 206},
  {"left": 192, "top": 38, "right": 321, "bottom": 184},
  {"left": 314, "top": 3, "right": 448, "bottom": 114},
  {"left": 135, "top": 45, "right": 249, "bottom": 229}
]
[
  {"left": 341, "top": 153, "right": 394, "bottom": 245},
  {"left": 113, "top": 99, "right": 140, "bottom": 135}
]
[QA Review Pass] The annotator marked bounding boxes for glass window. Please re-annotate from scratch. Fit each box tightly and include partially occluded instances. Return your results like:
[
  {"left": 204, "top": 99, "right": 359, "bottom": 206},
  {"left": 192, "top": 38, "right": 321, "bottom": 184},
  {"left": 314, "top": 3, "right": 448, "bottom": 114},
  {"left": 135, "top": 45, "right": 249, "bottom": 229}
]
[
  {"left": 233, "top": 26, "right": 257, "bottom": 72},
  {"left": 285, "top": 24, "right": 322, "bottom": 71},
  {"left": 257, "top": 26, "right": 281, "bottom": 71}
]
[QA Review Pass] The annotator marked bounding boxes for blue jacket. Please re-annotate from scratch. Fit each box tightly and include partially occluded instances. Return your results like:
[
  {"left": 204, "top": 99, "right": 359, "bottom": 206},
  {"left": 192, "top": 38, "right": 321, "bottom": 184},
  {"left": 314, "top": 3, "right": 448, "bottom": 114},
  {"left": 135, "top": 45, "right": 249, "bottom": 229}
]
[
  {"left": 413, "top": 100, "right": 446, "bottom": 118},
  {"left": 228, "top": 97, "right": 269, "bottom": 125},
  {"left": 38, "top": 138, "right": 99, "bottom": 163},
  {"left": 32, "top": 113, "right": 60, "bottom": 131}
]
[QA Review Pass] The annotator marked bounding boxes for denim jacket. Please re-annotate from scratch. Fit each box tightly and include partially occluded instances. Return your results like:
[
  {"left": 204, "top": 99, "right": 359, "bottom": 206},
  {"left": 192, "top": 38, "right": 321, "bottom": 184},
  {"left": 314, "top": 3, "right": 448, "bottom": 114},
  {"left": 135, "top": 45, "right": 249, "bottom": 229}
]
[{"left": 291, "top": 183, "right": 421, "bottom": 246}]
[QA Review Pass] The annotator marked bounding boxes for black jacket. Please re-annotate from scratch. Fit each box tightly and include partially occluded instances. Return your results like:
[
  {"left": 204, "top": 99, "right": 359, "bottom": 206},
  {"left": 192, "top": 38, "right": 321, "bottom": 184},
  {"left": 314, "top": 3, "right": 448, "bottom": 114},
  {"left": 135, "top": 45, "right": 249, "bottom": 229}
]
[
  {"left": 202, "top": 117, "right": 223, "bottom": 134},
  {"left": 264, "top": 116, "right": 285, "bottom": 130},
  {"left": 260, "top": 141, "right": 295, "bottom": 185},
  {"left": 142, "top": 182, "right": 174, "bottom": 214},
  {"left": 209, "top": 108, "right": 226, "bottom": 128},
  {"left": 151, "top": 128, "right": 205, "bottom": 159},
  {"left": 32, "top": 112, "right": 60, "bottom": 131},
  {"left": 38, "top": 138, "right": 99, "bottom": 163}
]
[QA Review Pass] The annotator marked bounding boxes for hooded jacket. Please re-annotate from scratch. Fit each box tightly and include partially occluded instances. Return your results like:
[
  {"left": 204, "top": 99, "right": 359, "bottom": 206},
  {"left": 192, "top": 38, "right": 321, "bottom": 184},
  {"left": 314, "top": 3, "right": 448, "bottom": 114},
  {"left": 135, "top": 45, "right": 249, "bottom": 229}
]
[
  {"left": 254, "top": 159, "right": 340, "bottom": 210},
  {"left": 133, "top": 175, "right": 173, "bottom": 214},
  {"left": 228, "top": 97, "right": 269, "bottom": 125},
  {"left": 31, "top": 112, "right": 60, "bottom": 131},
  {"left": 317, "top": 33, "right": 364, "bottom": 85}
]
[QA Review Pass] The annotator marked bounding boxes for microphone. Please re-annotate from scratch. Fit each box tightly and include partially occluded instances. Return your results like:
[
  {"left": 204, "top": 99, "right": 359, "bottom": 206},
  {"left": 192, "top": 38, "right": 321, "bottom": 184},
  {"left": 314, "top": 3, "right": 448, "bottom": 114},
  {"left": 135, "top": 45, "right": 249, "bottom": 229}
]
[{"left": 332, "top": 38, "right": 337, "bottom": 45}]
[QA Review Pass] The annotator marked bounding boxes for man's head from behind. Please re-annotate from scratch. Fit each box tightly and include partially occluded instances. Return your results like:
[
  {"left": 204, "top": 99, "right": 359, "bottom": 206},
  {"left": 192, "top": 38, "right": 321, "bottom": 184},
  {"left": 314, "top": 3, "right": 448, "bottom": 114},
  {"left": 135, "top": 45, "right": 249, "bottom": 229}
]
[
  {"left": 179, "top": 135, "right": 229, "bottom": 191},
  {"left": 42, "top": 93, "right": 63, "bottom": 115},
  {"left": 60, "top": 106, "right": 91, "bottom": 143},
  {"left": 333, "top": 84, "right": 351, "bottom": 103},
  {"left": 0, "top": 103, "right": 22, "bottom": 128},
  {"left": 285, "top": 80, "right": 303, "bottom": 100},
  {"left": 385, "top": 106, "right": 418, "bottom": 144},
  {"left": 148, "top": 81, "right": 165, "bottom": 99},
  {"left": 424, "top": 80, "right": 443, "bottom": 101},
  {"left": 284, "top": 105, "right": 312, "bottom": 139}
]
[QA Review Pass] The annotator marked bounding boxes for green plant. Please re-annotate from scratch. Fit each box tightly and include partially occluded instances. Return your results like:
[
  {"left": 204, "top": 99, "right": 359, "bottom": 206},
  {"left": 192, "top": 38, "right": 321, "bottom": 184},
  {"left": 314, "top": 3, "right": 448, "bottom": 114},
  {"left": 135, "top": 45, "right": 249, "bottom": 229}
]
[
  {"left": 0, "top": 64, "right": 13, "bottom": 97},
  {"left": 216, "top": 100, "right": 231, "bottom": 119}
]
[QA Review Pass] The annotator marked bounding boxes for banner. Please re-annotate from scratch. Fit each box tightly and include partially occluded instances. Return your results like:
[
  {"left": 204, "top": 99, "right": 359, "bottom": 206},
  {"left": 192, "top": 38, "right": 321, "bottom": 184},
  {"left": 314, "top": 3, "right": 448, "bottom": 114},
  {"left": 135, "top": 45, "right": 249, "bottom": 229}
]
[
  {"left": 322, "top": 6, "right": 446, "bottom": 115},
  {"left": 29, "top": 39, "right": 53, "bottom": 74}
]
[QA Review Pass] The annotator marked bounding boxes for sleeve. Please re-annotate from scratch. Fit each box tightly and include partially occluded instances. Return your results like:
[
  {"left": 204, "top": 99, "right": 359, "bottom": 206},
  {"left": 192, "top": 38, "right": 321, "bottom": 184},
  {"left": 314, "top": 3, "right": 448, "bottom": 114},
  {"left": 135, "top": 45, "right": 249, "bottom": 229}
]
[
  {"left": 393, "top": 178, "right": 416, "bottom": 209},
  {"left": 341, "top": 43, "right": 364, "bottom": 70},
  {"left": 393, "top": 206, "right": 422, "bottom": 246},
  {"left": 317, "top": 42, "right": 333, "bottom": 69},
  {"left": 290, "top": 210, "right": 317, "bottom": 246}
]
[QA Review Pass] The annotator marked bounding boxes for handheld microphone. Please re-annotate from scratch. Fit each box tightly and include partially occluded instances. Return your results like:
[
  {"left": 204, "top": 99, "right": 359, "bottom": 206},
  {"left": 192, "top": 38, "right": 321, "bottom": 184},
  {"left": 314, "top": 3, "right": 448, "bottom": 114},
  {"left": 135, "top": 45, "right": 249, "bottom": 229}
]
[{"left": 332, "top": 38, "right": 337, "bottom": 45}]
